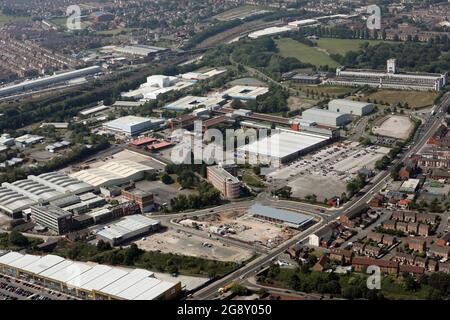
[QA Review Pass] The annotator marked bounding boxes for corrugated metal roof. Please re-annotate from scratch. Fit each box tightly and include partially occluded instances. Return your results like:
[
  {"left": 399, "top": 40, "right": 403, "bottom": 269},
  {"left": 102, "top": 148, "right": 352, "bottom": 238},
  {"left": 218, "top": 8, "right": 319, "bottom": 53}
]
[{"left": 249, "top": 204, "right": 313, "bottom": 227}]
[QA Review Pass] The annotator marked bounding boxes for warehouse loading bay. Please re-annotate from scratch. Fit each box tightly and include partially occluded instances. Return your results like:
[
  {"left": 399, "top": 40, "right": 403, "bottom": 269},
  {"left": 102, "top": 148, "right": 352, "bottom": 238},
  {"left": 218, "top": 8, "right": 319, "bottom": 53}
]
[{"left": 267, "top": 142, "right": 391, "bottom": 202}]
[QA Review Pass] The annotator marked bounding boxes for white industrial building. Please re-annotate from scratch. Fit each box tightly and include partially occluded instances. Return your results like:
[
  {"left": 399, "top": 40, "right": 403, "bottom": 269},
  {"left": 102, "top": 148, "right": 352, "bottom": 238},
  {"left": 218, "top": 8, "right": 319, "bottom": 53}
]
[
  {"left": 287, "top": 19, "right": 319, "bottom": 27},
  {"left": 0, "top": 66, "right": 102, "bottom": 98},
  {"left": 0, "top": 252, "right": 180, "bottom": 300},
  {"left": 14, "top": 134, "right": 44, "bottom": 148},
  {"left": 328, "top": 99, "right": 374, "bottom": 116},
  {"left": 109, "top": 45, "right": 167, "bottom": 57},
  {"left": 163, "top": 95, "right": 225, "bottom": 111},
  {"left": 238, "top": 128, "right": 330, "bottom": 163},
  {"left": 329, "top": 59, "right": 447, "bottom": 91},
  {"left": 248, "top": 26, "right": 293, "bottom": 39},
  {"left": 102, "top": 116, "right": 165, "bottom": 136},
  {"left": 121, "top": 75, "right": 194, "bottom": 101},
  {"left": 70, "top": 160, "right": 154, "bottom": 188},
  {"left": 222, "top": 85, "right": 269, "bottom": 100},
  {"left": 0, "top": 172, "right": 93, "bottom": 217},
  {"left": 96, "top": 215, "right": 161, "bottom": 245},
  {"left": 302, "top": 108, "right": 352, "bottom": 127}
]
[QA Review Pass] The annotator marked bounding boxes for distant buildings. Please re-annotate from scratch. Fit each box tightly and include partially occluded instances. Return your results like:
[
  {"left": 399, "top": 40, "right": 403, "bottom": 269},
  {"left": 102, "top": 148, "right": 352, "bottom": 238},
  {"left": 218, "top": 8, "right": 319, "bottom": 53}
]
[
  {"left": 102, "top": 116, "right": 165, "bottom": 136},
  {"left": 222, "top": 85, "right": 269, "bottom": 100},
  {"left": 328, "top": 99, "right": 374, "bottom": 116},
  {"left": 329, "top": 59, "right": 447, "bottom": 91},
  {"left": 0, "top": 66, "right": 102, "bottom": 98}
]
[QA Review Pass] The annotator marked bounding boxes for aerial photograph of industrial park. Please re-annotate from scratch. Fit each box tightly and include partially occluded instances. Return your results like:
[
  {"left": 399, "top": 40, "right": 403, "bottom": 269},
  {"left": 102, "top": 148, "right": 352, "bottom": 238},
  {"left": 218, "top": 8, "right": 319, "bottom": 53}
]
[{"left": 0, "top": 0, "right": 449, "bottom": 311}]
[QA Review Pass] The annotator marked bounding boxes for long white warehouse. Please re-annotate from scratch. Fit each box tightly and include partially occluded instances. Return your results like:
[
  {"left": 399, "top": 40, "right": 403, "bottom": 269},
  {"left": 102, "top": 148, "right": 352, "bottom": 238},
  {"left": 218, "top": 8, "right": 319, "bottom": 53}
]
[
  {"left": 0, "top": 251, "right": 181, "bottom": 300},
  {"left": 302, "top": 108, "right": 352, "bottom": 127},
  {"left": 0, "top": 66, "right": 102, "bottom": 97}
]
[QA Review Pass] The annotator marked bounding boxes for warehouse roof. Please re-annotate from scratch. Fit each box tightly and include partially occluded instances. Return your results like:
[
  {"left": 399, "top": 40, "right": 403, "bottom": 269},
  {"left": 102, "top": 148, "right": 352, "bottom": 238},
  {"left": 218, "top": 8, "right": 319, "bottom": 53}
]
[
  {"left": 21, "top": 255, "right": 65, "bottom": 274},
  {"left": 328, "top": 99, "right": 373, "bottom": 109},
  {"left": 0, "top": 252, "right": 179, "bottom": 300},
  {"left": 222, "top": 86, "right": 269, "bottom": 100},
  {"left": 70, "top": 160, "right": 153, "bottom": 187},
  {"left": 97, "top": 215, "right": 160, "bottom": 241},
  {"left": 249, "top": 204, "right": 314, "bottom": 228},
  {"left": 163, "top": 95, "right": 224, "bottom": 111},
  {"left": 0, "top": 251, "right": 24, "bottom": 265},
  {"left": 302, "top": 108, "right": 347, "bottom": 119},
  {"left": 81, "top": 268, "right": 128, "bottom": 291},
  {"left": 117, "top": 276, "right": 161, "bottom": 300},
  {"left": 66, "top": 265, "right": 112, "bottom": 288},
  {"left": 8, "top": 254, "right": 41, "bottom": 269},
  {"left": 239, "top": 129, "right": 328, "bottom": 159},
  {"left": 98, "top": 269, "right": 154, "bottom": 296}
]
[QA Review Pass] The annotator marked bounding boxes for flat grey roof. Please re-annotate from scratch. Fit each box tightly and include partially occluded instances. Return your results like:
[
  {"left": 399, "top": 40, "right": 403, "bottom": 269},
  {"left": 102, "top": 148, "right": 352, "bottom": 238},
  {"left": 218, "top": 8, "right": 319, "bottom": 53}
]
[{"left": 249, "top": 204, "right": 313, "bottom": 227}]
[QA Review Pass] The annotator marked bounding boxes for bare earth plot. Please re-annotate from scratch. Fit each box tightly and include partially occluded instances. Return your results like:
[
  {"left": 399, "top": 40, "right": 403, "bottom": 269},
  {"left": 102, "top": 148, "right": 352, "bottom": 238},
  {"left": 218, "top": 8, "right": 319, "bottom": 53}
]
[
  {"left": 197, "top": 210, "right": 297, "bottom": 247},
  {"left": 135, "top": 229, "right": 253, "bottom": 263},
  {"left": 372, "top": 115, "right": 413, "bottom": 140}
]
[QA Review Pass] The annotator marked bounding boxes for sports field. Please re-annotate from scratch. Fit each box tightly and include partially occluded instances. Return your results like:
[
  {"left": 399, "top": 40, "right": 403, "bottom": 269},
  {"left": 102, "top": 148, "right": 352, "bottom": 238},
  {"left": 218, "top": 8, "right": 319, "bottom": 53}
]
[{"left": 276, "top": 38, "right": 339, "bottom": 67}]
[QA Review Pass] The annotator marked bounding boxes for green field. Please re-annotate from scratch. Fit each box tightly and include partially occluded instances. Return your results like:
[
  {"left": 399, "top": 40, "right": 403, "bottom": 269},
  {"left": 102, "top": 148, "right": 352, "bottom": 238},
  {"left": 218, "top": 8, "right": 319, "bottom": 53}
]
[
  {"left": 0, "top": 13, "right": 30, "bottom": 25},
  {"left": 314, "top": 38, "right": 397, "bottom": 55},
  {"left": 355, "top": 89, "right": 439, "bottom": 109},
  {"left": 276, "top": 38, "right": 339, "bottom": 68}
]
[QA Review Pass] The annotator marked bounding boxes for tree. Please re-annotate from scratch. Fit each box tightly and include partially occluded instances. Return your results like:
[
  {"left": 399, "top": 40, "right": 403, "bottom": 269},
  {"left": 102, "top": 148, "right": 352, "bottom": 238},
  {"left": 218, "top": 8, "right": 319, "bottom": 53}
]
[
  {"left": 8, "top": 231, "right": 29, "bottom": 247},
  {"left": 231, "top": 284, "right": 250, "bottom": 296},
  {"left": 177, "top": 170, "right": 199, "bottom": 189},
  {"left": 290, "top": 274, "right": 301, "bottom": 290},
  {"left": 96, "top": 240, "right": 112, "bottom": 252},
  {"left": 161, "top": 173, "right": 174, "bottom": 184},
  {"left": 124, "top": 244, "right": 143, "bottom": 265}
]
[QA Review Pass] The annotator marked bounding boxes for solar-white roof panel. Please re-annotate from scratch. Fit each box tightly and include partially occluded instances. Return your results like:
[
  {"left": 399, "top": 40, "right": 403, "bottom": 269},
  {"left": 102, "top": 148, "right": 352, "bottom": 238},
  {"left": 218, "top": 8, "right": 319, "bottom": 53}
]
[{"left": 98, "top": 269, "right": 154, "bottom": 297}]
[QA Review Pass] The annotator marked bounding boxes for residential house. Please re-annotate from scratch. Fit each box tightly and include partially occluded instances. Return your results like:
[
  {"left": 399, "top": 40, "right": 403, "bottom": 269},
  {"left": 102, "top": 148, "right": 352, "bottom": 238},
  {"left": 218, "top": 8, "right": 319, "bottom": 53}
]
[
  {"left": 382, "top": 220, "right": 396, "bottom": 231},
  {"left": 404, "top": 211, "right": 416, "bottom": 222},
  {"left": 352, "top": 242, "right": 366, "bottom": 255},
  {"left": 352, "top": 257, "right": 399, "bottom": 274},
  {"left": 428, "top": 260, "right": 438, "bottom": 272},
  {"left": 391, "top": 211, "right": 404, "bottom": 221},
  {"left": 399, "top": 264, "right": 425, "bottom": 276},
  {"left": 329, "top": 248, "right": 353, "bottom": 265},
  {"left": 414, "top": 257, "right": 427, "bottom": 268},
  {"left": 396, "top": 222, "right": 408, "bottom": 233},
  {"left": 367, "top": 231, "right": 384, "bottom": 244},
  {"left": 407, "top": 222, "right": 418, "bottom": 234},
  {"left": 382, "top": 235, "right": 396, "bottom": 246},
  {"left": 439, "top": 262, "right": 450, "bottom": 273},
  {"left": 393, "top": 252, "right": 415, "bottom": 265},
  {"left": 430, "top": 245, "right": 450, "bottom": 260},
  {"left": 417, "top": 213, "right": 437, "bottom": 224},
  {"left": 407, "top": 238, "right": 427, "bottom": 252},
  {"left": 312, "top": 255, "right": 329, "bottom": 272},
  {"left": 437, "top": 233, "right": 450, "bottom": 247},
  {"left": 418, "top": 224, "right": 430, "bottom": 237},
  {"left": 364, "top": 245, "right": 382, "bottom": 257}
]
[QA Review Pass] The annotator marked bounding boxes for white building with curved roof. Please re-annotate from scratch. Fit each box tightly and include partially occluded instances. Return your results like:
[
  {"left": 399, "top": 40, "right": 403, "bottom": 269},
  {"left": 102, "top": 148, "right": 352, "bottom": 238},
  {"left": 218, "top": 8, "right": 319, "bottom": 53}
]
[{"left": 70, "top": 160, "right": 154, "bottom": 188}]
